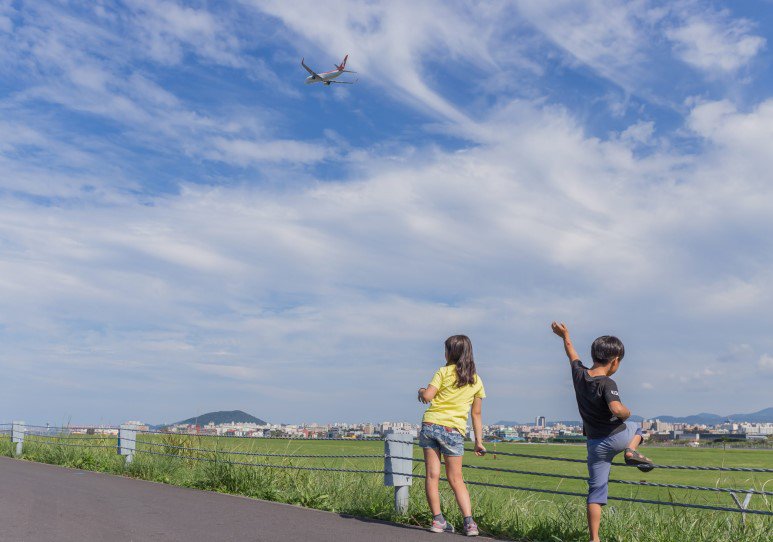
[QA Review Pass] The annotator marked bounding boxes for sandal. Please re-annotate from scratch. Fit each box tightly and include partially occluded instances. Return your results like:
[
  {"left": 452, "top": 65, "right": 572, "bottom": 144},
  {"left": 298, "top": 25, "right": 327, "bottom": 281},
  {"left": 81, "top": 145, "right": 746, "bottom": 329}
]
[{"left": 624, "top": 448, "right": 655, "bottom": 472}]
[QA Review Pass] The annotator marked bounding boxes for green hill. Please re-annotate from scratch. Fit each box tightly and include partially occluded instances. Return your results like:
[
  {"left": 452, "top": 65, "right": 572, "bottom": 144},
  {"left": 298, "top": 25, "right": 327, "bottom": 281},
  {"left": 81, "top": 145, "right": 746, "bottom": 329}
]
[{"left": 169, "top": 410, "right": 267, "bottom": 427}]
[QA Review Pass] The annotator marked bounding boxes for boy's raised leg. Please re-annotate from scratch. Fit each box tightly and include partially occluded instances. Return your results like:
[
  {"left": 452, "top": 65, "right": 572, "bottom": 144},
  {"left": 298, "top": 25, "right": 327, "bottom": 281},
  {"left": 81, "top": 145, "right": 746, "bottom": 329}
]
[
  {"left": 624, "top": 433, "right": 643, "bottom": 454},
  {"left": 623, "top": 427, "right": 654, "bottom": 471}
]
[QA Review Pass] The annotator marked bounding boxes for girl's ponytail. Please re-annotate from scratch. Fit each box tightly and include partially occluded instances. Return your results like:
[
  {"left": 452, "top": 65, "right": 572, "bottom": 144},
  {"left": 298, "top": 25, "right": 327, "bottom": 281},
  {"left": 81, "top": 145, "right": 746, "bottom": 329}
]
[{"left": 445, "top": 335, "right": 477, "bottom": 387}]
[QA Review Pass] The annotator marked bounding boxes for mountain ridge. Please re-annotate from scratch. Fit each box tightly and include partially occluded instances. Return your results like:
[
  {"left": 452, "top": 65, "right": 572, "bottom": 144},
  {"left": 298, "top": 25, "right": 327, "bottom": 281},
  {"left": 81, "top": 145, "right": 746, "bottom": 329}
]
[
  {"left": 166, "top": 410, "right": 267, "bottom": 427},
  {"left": 495, "top": 407, "right": 773, "bottom": 426},
  {"left": 652, "top": 407, "right": 773, "bottom": 425}
]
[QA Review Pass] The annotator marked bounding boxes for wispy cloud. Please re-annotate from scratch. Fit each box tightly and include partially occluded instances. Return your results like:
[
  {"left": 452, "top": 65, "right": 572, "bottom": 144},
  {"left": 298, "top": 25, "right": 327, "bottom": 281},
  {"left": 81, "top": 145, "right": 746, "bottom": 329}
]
[
  {"left": 759, "top": 354, "right": 773, "bottom": 373},
  {"left": 666, "top": 9, "right": 765, "bottom": 73}
]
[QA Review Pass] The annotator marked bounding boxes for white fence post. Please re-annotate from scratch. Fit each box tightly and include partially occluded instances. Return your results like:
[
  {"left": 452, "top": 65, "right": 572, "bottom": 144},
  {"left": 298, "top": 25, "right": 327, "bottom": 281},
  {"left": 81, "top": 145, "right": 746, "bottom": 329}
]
[
  {"left": 384, "top": 430, "right": 413, "bottom": 514},
  {"left": 11, "top": 421, "right": 25, "bottom": 457},
  {"left": 118, "top": 424, "right": 137, "bottom": 464},
  {"left": 730, "top": 489, "right": 754, "bottom": 526}
]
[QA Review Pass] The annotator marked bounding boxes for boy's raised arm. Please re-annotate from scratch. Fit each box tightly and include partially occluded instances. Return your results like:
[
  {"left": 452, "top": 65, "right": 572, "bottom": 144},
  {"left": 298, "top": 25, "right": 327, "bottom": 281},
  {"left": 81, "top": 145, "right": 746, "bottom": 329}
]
[{"left": 551, "top": 321, "right": 580, "bottom": 363}]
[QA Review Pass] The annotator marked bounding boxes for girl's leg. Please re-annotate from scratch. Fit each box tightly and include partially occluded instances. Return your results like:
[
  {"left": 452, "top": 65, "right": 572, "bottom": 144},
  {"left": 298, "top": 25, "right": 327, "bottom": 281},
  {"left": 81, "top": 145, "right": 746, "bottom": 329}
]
[
  {"left": 423, "top": 447, "right": 443, "bottom": 516},
  {"left": 444, "top": 455, "right": 472, "bottom": 517}
]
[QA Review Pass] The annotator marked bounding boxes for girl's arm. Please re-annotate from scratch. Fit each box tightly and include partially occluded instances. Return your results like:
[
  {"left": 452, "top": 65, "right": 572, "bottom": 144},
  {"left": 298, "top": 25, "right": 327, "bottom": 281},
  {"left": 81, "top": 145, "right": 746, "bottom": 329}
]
[
  {"left": 471, "top": 397, "right": 486, "bottom": 456},
  {"left": 417, "top": 385, "right": 438, "bottom": 404}
]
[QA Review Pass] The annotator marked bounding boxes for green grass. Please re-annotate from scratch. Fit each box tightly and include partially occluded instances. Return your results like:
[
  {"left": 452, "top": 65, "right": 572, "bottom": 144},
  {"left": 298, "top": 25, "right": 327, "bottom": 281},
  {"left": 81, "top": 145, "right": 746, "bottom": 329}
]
[{"left": 1, "top": 434, "right": 770, "bottom": 541}]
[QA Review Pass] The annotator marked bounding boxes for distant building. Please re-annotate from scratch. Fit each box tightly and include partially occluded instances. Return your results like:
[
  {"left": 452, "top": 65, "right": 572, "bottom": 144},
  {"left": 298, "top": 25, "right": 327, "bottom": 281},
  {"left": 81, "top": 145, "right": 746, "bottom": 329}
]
[
  {"left": 493, "top": 428, "right": 522, "bottom": 441},
  {"left": 124, "top": 421, "right": 149, "bottom": 432},
  {"left": 651, "top": 419, "right": 673, "bottom": 433},
  {"left": 535, "top": 416, "right": 546, "bottom": 428}
]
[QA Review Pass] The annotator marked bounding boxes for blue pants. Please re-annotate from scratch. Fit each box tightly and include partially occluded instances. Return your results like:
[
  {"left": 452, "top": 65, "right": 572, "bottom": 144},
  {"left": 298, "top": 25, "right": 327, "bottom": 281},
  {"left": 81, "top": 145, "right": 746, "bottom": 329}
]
[{"left": 586, "top": 421, "right": 642, "bottom": 505}]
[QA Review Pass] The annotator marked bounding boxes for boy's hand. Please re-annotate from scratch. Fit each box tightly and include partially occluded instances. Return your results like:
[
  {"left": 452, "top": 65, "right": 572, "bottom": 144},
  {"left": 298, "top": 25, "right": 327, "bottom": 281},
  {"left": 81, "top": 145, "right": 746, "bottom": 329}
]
[
  {"left": 474, "top": 442, "right": 486, "bottom": 456},
  {"left": 552, "top": 321, "right": 580, "bottom": 362},
  {"left": 551, "top": 321, "right": 569, "bottom": 339}
]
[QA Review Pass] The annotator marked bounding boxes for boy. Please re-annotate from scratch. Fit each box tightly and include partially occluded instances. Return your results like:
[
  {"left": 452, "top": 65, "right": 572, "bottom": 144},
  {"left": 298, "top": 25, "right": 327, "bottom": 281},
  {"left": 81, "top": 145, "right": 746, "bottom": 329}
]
[{"left": 551, "top": 322, "right": 653, "bottom": 542}]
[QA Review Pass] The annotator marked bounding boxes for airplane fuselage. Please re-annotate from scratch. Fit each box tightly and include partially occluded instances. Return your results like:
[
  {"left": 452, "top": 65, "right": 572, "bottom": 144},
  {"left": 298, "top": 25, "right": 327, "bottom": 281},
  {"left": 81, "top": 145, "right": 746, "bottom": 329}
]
[{"left": 305, "top": 69, "right": 344, "bottom": 85}]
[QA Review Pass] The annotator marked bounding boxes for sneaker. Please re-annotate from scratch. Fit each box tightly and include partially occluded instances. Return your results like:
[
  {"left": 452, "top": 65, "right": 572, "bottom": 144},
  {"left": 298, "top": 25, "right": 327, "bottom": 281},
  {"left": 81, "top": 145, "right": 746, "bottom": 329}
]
[
  {"left": 429, "top": 518, "right": 455, "bottom": 533},
  {"left": 464, "top": 519, "right": 479, "bottom": 537}
]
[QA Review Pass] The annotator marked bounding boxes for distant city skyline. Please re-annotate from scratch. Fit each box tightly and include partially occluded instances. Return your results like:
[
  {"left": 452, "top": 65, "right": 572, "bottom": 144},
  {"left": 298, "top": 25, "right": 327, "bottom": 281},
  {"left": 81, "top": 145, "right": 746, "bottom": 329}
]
[
  {"left": 11, "top": 406, "right": 773, "bottom": 430},
  {"left": 2, "top": 2, "right": 773, "bottom": 425},
  {"left": 31, "top": 416, "right": 771, "bottom": 447}
]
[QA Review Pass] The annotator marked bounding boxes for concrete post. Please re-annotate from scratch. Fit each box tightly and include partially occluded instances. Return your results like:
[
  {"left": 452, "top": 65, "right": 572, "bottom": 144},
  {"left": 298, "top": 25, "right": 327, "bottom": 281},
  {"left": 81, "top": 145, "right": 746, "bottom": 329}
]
[
  {"left": 384, "top": 430, "right": 413, "bottom": 514},
  {"left": 730, "top": 489, "right": 754, "bottom": 526},
  {"left": 118, "top": 424, "right": 137, "bottom": 464},
  {"left": 11, "top": 421, "right": 25, "bottom": 457}
]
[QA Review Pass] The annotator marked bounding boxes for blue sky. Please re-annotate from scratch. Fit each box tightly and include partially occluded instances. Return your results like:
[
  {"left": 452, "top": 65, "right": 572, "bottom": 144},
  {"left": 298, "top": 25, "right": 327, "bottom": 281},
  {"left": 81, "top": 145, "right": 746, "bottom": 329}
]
[{"left": 2, "top": 0, "right": 773, "bottom": 426}]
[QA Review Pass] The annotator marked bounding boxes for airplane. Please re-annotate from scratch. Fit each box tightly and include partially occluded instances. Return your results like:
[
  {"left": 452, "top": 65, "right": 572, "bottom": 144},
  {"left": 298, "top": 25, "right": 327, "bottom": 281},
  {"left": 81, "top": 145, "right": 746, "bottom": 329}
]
[{"left": 301, "top": 54, "right": 357, "bottom": 86}]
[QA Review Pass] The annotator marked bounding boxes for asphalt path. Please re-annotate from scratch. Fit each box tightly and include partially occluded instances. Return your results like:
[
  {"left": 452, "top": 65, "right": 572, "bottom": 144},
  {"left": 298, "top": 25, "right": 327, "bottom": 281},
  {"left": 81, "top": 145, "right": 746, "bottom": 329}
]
[{"left": 0, "top": 457, "right": 495, "bottom": 541}]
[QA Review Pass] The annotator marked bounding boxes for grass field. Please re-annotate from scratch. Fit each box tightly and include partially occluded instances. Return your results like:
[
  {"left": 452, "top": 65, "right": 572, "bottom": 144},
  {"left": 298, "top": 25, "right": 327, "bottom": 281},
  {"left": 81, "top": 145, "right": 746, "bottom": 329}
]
[{"left": 1, "top": 433, "right": 770, "bottom": 542}]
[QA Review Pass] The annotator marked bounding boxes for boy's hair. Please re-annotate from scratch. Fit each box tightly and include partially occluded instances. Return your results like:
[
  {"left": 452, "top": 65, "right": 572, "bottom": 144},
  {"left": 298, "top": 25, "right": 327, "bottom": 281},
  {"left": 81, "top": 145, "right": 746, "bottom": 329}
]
[
  {"left": 591, "top": 335, "right": 625, "bottom": 365},
  {"left": 445, "top": 335, "right": 477, "bottom": 387}
]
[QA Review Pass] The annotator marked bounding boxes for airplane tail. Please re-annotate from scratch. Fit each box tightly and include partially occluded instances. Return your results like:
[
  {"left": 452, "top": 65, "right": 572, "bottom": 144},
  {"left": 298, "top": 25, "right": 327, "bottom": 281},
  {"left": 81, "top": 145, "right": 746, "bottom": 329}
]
[{"left": 336, "top": 54, "right": 348, "bottom": 71}]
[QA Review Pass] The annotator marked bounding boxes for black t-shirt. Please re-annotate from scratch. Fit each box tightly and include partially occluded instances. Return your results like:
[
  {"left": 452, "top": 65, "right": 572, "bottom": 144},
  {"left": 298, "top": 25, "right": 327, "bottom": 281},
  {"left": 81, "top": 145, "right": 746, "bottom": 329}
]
[{"left": 570, "top": 359, "right": 626, "bottom": 440}]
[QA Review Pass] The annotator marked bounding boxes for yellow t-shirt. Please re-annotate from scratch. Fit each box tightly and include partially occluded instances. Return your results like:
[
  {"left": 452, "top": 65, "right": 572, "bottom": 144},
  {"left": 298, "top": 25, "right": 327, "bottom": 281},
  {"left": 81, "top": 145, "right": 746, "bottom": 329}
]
[{"left": 422, "top": 365, "right": 486, "bottom": 435}]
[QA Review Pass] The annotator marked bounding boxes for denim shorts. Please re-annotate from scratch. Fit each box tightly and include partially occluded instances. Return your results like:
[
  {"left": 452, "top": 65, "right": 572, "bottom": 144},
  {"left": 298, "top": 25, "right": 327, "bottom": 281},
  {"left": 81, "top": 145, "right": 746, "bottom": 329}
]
[
  {"left": 418, "top": 423, "right": 465, "bottom": 456},
  {"left": 586, "top": 421, "right": 643, "bottom": 505}
]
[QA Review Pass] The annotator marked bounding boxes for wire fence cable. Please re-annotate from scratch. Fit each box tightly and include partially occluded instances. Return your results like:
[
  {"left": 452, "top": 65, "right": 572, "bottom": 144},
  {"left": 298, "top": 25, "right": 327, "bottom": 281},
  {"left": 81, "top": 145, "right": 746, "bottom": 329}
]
[
  {"left": 466, "top": 448, "right": 773, "bottom": 473},
  {"left": 6, "top": 424, "right": 772, "bottom": 518}
]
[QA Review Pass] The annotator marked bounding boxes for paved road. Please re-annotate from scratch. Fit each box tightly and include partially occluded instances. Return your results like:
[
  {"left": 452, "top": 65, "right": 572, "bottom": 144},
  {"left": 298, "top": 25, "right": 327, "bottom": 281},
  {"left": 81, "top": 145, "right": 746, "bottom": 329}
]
[{"left": 0, "top": 457, "right": 495, "bottom": 541}]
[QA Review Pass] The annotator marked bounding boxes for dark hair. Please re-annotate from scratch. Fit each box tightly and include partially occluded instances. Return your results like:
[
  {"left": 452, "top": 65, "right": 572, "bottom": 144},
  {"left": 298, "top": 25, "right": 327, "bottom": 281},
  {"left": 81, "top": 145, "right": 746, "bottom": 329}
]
[
  {"left": 591, "top": 335, "right": 625, "bottom": 365},
  {"left": 445, "top": 335, "right": 477, "bottom": 387}
]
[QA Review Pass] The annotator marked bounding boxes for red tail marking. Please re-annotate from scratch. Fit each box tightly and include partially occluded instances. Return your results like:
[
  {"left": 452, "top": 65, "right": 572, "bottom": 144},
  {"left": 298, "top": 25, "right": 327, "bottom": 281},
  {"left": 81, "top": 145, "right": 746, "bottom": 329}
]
[{"left": 337, "top": 54, "right": 348, "bottom": 71}]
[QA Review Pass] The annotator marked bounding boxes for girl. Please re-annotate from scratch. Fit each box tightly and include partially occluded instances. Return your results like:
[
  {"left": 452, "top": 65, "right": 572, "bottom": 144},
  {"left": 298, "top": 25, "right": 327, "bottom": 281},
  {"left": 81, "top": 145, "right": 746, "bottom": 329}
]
[{"left": 417, "top": 335, "right": 486, "bottom": 537}]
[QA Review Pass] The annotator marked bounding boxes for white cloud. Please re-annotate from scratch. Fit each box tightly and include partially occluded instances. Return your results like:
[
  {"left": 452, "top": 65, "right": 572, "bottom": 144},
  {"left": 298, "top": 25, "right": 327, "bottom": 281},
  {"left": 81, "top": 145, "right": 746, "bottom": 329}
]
[
  {"left": 514, "top": 1, "right": 767, "bottom": 105},
  {"left": 667, "top": 11, "right": 765, "bottom": 72},
  {"left": 513, "top": 0, "right": 667, "bottom": 98},
  {"left": 759, "top": 354, "right": 773, "bottom": 373},
  {"left": 620, "top": 120, "right": 655, "bottom": 145},
  {"left": 688, "top": 99, "right": 773, "bottom": 155},
  {"left": 676, "top": 367, "right": 723, "bottom": 384},
  {"left": 193, "top": 363, "right": 263, "bottom": 380},
  {"left": 208, "top": 137, "right": 331, "bottom": 165},
  {"left": 691, "top": 277, "right": 766, "bottom": 313},
  {"left": 125, "top": 0, "right": 244, "bottom": 67}
]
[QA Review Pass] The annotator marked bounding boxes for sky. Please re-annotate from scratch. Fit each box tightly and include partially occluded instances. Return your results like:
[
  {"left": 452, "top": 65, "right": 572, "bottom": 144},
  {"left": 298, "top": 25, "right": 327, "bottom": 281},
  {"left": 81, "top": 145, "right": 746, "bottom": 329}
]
[{"left": 1, "top": 0, "right": 773, "bottom": 426}]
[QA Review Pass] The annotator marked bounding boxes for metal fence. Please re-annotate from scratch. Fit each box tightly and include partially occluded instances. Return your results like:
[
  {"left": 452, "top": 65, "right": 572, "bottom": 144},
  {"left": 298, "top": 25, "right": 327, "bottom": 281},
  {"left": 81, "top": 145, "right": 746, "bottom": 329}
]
[{"left": 2, "top": 421, "right": 771, "bottom": 521}]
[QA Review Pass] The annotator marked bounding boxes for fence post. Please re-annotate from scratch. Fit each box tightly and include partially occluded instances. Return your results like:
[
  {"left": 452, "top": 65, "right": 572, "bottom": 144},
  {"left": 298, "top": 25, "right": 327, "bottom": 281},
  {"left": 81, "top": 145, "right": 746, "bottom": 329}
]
[
  {"left": 118, "top": 424, "right": 137, "bottom": 464},
  {"left": 384, "top": 430, "right": 413, "bottom": 514},
  {"left": 730, "top": 489, "right": 754, "bottom": 526},
  {"left": 11, "top": 421, "right": 25, "bottom": 457}
]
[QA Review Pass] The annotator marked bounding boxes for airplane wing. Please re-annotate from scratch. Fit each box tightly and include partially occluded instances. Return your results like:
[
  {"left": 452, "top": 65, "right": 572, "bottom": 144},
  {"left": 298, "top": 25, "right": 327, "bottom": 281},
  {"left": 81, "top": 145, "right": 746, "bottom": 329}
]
[
  {"left": 301, "top": 58, "right": 320, "bottom": 78},
  {"left": 328, "top": 80, "right": 356, "bottom": 84}
]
